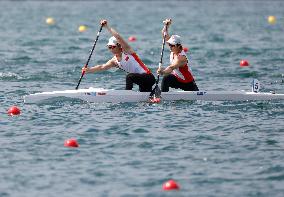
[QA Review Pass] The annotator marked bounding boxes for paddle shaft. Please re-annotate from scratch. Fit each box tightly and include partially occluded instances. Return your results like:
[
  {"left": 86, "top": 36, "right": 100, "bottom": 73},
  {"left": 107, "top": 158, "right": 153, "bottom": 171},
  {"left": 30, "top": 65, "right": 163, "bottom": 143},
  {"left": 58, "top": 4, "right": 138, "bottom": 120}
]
[
  {"left": 150, "top": 25, "right": 167, "bottom": 97},
  {"left": 75, "top": 25, "right": 103, "bottom": 90},
  {"left": 156, "top": 28, "right": 167, "bottom": 84}
]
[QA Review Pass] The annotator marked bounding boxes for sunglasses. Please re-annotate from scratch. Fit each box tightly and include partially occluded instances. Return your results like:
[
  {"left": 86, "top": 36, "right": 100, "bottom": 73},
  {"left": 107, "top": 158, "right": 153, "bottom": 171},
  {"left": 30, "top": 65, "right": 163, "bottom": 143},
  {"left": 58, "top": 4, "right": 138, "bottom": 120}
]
[
  {"left": 168, "top": 44, "right": 176, "bottom": 48},
  {"left": 108, "top": 45, "right": 117, "bottom": 49}
]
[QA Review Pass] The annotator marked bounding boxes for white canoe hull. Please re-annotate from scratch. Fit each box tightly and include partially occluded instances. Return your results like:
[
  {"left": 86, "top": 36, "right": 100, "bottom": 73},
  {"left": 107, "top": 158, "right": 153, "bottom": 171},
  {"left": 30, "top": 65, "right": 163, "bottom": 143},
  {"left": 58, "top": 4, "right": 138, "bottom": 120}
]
[{"left": 23, "top": 87, "right": 284, "bottom": 104}]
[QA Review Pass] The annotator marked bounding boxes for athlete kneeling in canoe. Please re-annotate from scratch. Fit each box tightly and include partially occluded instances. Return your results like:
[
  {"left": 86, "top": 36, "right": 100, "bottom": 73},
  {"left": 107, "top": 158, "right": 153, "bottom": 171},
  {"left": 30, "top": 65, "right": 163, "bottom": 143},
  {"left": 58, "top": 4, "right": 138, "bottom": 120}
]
[
  {"left": 82, "top": 20, "right": 155, "bottom": 92},
  {"left": 157, "top": 19, "right": 199, "bottom": 92}
]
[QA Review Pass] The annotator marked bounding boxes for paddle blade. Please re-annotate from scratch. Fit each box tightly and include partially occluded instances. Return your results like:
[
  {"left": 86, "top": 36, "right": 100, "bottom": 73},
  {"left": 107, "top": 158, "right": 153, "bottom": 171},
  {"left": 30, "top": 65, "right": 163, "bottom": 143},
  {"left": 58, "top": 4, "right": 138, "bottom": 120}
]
[
  {"left": 150, "top": 84, "right": 161, "bottom": 97},
  {"left": 149, "top": 85, "right": 162, "bottom": 103},
  {"left": 153, "top": 85, "right": 161, "bottom": 98}
]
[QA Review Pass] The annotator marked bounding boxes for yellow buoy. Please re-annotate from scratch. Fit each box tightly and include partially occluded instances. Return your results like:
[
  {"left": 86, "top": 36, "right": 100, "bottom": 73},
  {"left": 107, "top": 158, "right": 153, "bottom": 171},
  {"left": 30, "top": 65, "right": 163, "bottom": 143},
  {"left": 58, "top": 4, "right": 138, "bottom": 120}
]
[
  {"left": 78, "top": 25, "right": 87, "bottom": 32},
  {"left": 46, "top": 17, "right": 55, "bottom": 25},
  {"left": 268, "top": 16, "right": 276, "bottom": 24}
]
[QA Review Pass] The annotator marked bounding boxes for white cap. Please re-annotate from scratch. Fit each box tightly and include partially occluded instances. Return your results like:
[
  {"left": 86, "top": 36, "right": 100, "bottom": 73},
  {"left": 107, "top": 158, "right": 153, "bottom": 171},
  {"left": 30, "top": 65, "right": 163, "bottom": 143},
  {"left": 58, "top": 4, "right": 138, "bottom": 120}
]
[
  {"left": 107, "top": 36, "right": 118, "bottom": 46},
  {"left": 166, "top": 35, "right": 182, "bottom": 45}
]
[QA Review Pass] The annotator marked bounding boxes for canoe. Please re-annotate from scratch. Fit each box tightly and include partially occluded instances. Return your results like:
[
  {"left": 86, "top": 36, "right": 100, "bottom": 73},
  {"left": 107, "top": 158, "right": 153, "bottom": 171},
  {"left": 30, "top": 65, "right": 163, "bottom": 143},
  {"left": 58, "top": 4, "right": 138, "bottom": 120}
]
[{"left": 23, "top": 87, "right": 284, "bottom": 103}]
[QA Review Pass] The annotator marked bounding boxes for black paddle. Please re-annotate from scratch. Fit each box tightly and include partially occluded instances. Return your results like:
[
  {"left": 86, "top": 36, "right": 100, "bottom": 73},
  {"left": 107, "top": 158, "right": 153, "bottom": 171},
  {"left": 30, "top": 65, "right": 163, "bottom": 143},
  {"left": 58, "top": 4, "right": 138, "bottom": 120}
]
[
  {"left": 75, "top": 24, "right": 103, "bottom": 90},
  {"left": 149, "top": 25, "right": 168, "bottom": 100}
]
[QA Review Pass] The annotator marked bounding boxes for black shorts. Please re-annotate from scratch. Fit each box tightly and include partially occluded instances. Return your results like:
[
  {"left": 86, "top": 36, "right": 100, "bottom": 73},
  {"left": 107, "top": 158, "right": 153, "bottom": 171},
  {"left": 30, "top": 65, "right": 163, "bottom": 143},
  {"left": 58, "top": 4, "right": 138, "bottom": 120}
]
[
  {"left": 161, "top": 74, "right": 199, "bottom": 92},
  {"left": 126, "top": 73, "right": 156, "bottom": 92}
]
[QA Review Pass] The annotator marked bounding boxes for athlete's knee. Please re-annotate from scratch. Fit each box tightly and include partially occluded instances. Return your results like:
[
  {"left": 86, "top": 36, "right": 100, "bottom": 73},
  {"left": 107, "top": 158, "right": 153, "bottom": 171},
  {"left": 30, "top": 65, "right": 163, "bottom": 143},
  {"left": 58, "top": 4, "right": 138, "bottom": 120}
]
[
  {"left": 162, "top": 74, "right": 176, "bottom": 92},
  {"left": 126, "top": 74, "right": 135, "bottom": 90},
  {"left": 126, "top": 83, "right": 133, "bottom": 90},
  {"left": 161, "top": 86, "right": 169, "bottom": 92},
  {"left": 163, "top": 74, "right": 171, "bottom": 82},
  {"left": 139, "top": 86, "right": 151, "bottom": 92},
  {"left": 161, "top": 78, "right": 169, "bottom": 92},
  {"left": 126, "top": 73, "right": 135, "bottom": 81}
]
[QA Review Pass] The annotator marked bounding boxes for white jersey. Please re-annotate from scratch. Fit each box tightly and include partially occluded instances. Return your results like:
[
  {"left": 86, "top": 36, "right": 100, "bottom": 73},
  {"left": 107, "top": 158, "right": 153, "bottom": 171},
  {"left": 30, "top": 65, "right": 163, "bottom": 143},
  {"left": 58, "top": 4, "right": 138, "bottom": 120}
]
[
  {"left": 114, "top": 53, "right": 151, "bottom": 74},
  {"left": 170, "top": 50, "right": 194, "bottom": 83}
]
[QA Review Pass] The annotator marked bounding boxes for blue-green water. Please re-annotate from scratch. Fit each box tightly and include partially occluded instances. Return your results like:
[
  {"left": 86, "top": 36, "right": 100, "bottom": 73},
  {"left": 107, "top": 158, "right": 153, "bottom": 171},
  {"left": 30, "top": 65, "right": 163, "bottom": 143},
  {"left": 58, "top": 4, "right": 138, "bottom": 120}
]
[{"left": 1, "top": 1, "right": 284, "bottom": 196}]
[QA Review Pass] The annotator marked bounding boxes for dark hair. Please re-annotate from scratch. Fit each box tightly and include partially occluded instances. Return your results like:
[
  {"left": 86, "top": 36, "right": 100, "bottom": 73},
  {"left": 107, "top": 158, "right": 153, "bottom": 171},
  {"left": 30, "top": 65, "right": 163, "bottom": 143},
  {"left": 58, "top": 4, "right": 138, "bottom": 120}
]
[{"left": 176, "top": 44, "right": 183, "bottom": 50}]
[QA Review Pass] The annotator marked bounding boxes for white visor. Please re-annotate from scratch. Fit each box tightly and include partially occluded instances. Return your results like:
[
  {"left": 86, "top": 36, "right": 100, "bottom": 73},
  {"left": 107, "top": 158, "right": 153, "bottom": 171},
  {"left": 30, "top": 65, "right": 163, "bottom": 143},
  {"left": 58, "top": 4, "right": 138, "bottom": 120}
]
[
  {"left": 107, "top": 36, "right": 118, "bottom": 46},
  {"left": 166, "top": 35, "right": 182, "bottom": 45}
]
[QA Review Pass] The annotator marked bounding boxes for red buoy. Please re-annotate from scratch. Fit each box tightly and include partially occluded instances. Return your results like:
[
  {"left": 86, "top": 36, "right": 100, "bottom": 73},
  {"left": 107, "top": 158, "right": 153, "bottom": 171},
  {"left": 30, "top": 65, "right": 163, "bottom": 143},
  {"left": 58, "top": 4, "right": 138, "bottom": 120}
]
[
  {"left": 240, "top": 60, "right": 249, "bottom": 67},
  {"left": 183, "top": 47, "right": 188, "bottom": 52},
  {"left": 64, "top": 138, "right": 79, "bottom": 148},
  {"left": 128, "top": 36, "right": 137, "bottom": 42},
  {"left": 7, "top": 106, "right": 21, "bottom": 116},
  {"left": 162, "top": 179, "right": 180, "bottom": 190}
]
